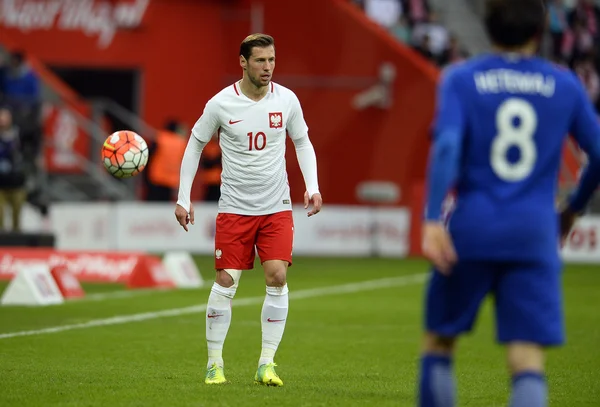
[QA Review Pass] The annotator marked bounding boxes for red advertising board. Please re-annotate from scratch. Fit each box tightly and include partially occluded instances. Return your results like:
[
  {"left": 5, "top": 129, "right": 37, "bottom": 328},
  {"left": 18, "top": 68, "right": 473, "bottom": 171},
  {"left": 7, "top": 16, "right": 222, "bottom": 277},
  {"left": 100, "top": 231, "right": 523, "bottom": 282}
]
[
  {"left": 0, "top": 249, "right": 146, "bottom": 283},
  {"left": 43, "top": 102, "right": 91, "bottom": 173}
]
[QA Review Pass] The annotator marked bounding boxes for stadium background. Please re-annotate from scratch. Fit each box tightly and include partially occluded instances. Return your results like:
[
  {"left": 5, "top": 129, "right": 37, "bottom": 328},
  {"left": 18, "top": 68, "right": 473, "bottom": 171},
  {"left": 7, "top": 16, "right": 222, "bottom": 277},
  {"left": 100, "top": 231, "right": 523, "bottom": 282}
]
[
  {"left": 0, "top": 1, "right": 599, "bottom": 406},
  {"left": 0, "top": 0, "right": 598, "bottom": 260}
]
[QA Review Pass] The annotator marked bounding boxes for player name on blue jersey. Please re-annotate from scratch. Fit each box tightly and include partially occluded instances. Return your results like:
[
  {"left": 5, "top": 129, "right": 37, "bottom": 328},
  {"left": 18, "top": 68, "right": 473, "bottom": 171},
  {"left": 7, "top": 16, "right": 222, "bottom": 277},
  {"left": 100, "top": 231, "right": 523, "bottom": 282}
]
[{"left": 474, "top": 69, "right": 555, "bottom": 97}]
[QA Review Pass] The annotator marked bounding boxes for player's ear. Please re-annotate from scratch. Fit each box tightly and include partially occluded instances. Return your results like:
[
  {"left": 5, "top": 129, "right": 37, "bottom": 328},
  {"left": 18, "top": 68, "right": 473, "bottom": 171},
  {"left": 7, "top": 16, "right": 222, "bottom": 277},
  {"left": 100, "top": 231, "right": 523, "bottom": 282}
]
[{"left": 240, "top": 55, "right": 247, "bottom": 70}]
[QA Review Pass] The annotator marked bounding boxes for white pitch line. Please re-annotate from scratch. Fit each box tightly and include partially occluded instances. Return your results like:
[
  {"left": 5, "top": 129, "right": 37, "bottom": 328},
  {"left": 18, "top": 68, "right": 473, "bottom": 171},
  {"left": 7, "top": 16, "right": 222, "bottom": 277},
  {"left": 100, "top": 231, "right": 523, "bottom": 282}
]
[
  {"left": 79, "top": 287, "right": 177, "bottom": 302},
  {"left": 0, "top": 273, "right": 426, "bottom": 340}
]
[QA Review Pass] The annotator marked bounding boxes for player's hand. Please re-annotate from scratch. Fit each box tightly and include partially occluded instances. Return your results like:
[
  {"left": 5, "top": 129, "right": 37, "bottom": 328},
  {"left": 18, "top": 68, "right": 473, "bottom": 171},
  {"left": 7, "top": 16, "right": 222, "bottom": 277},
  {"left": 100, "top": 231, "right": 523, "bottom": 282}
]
[
  {"left": 422, "top": 221, "right": 457, "bottom": 275},
  {"left": 559, "top": 205, "right": 578, "bottom": 247},
  {"left": 304, "top": 191, "right": 322, "bottom": 217},
  {"left": 175, "top": 203, "right": 195, "bottom": 232}
]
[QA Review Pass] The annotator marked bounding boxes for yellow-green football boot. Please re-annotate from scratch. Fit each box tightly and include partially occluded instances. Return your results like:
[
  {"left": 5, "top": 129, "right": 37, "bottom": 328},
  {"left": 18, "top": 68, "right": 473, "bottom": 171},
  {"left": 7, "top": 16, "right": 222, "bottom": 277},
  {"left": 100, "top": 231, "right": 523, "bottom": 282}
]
[
  {"left": 205, "top": 363, "right": 227, "bottom": 385},
  {"left": 254, "top": 363, "right": 283, "bottom": 387}
]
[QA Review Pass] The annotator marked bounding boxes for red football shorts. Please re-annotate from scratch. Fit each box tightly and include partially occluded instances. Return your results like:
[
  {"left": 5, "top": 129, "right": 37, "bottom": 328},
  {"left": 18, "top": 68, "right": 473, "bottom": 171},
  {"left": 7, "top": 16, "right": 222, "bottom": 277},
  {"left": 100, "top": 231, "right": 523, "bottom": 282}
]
[{"left": 214, "top": 211, "right": 294, "bottom": 270}]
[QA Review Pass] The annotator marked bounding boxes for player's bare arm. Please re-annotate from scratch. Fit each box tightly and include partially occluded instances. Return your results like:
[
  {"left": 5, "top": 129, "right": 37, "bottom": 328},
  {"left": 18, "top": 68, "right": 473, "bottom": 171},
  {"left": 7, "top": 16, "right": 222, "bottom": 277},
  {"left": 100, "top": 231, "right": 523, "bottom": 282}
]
[
  {"left": 304, "top": 191, "right": 322, "bottom": 217},
  {"left": 175, "top": 202, "right": 195, "bottom": 232},
  {"left": 421, "top": 221, "right": 457, "bottom": 275}
]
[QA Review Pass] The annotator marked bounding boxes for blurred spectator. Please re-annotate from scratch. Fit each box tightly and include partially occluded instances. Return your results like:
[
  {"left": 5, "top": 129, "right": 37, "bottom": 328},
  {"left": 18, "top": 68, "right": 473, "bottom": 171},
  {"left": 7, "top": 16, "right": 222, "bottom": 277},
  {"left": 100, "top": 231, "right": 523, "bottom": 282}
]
[
  {"left": 0, "top": 107, "right": 26, "bottom": 232},
  {"left": 413, "top": 34, "right": 436, "bottom": 63},
  {"left": 401, "top": 0, "right": 431, "bottom": 27},
  {"left": 200, "top": 139, "right": 222, "bottom": 202},
  {"left": 574, "top": 54, "right": 600, "bottom": 105},
  {"left": 568, "top": 0, "right": 600, "bottom": 42},
  {"left": 548, "top": 0, "right": 570, "bottom": 60},
  {"left": 364, "top": 0, "right": 403, "bottom": 29},
  {"left": 411, "top": 13, "right": 449, "bottom": 58},
  {"left": 439, "top": 34, "right": 470, "bottom": 67},
  {"left": 0, "top": 50, "right": 42, "bottom": 165},
  {"left": 144, "top": 119, "right": 187, "bottom": 201},
  {"left": 0, "top": 57, "right": 6, "bottom": 101},
  {"left": 566, "top": 16, "right": 596, "bottom": 64},
  {"left": 1, "top": 51, "right": 40, "bottom": 104},
  {"left": 354, "top": 0, "right": 465, "bottom": 68},
  {"left": 390, "top": 15, "right": 412, "bottom": 44}
]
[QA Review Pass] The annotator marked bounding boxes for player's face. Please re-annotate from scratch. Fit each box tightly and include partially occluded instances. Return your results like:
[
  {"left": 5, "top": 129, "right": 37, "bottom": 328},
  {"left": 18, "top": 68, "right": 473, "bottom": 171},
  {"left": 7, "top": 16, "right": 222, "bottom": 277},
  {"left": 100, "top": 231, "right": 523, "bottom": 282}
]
[{"left": 243, "top": 45, "right": 275, "bottom": 88}]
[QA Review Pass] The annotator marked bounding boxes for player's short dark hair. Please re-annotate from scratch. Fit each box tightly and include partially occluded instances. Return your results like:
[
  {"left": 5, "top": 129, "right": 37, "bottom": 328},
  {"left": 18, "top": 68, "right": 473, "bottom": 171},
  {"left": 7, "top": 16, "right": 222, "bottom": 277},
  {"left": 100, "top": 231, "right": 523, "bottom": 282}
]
[
  {"left": 484, "top": 0, "right": 546, "bottom": 48},
  {"left": 239, "top": 33, "right": 275, "bottom": 61}
]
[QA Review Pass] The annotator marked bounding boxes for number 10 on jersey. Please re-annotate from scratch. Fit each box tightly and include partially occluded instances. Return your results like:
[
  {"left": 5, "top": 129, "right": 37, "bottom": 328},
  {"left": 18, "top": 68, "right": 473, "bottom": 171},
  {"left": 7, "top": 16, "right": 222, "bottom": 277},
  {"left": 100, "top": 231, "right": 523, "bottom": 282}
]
[{"left": 248, "top": 131, "right": 267, "bottom": 151}]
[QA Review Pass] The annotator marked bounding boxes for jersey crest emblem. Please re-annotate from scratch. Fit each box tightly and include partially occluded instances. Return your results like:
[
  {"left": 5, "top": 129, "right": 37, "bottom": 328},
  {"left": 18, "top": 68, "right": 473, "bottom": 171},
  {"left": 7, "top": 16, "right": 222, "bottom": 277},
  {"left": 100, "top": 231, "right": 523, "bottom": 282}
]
[{"left": 269, "top": 112, "right": 283, "bottom": 128}]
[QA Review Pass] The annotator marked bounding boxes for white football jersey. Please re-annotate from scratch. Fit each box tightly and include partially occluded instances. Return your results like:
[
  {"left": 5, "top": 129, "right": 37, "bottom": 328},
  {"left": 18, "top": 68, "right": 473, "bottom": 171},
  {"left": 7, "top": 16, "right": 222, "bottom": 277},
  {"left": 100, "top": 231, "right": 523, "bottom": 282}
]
[{"left": 191, "top": 81, "right": 309, "bottom": 215}]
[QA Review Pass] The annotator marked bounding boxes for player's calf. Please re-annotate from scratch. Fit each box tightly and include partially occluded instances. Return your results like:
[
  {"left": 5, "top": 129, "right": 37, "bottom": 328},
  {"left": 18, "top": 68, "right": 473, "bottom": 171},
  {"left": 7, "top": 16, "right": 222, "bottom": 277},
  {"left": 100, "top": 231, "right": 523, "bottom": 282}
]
[
  {"left": 419, "top": 332, "right": 457, "bottom": 407},
  {"left": 507, "top": 342, "right": 547, "bottom": 407},
  {"left": 259, "top": 260, "right": 288, "bottom": 374},
  {"left": 205, "top": 269, "right": 242, "bottom": 379}
]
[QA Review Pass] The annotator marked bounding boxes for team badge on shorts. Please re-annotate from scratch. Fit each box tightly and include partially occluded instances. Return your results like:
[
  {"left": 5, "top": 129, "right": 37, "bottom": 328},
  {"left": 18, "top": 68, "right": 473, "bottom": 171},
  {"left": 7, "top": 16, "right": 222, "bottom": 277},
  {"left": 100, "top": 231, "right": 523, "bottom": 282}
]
[
  {"left": 215, "top": 249, "right": 222, "bottom": 259},
  {"left": 269, "top": 112, "right": 283, "bottom": 128}
]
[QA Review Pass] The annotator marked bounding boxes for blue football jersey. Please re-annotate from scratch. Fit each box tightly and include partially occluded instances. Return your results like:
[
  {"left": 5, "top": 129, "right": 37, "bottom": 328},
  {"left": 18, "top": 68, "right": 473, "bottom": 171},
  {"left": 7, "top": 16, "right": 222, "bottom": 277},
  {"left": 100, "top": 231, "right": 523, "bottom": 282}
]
[{"left": 432, "top": 54, "right": 600, "bottom": 261}]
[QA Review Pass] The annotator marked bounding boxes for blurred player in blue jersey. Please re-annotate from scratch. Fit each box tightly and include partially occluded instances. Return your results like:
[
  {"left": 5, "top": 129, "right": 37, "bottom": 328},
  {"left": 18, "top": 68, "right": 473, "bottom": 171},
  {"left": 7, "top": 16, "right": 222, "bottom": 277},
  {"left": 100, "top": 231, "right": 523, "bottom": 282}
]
[{"left": 418, "top": 0, "right": 600, "bottom": 406}]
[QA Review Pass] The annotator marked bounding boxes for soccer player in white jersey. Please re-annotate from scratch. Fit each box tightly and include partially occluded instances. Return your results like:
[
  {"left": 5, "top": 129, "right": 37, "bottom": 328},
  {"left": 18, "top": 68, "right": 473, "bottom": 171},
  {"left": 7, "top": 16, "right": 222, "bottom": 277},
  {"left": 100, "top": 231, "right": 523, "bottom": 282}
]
[{"left": 175, "top": 33, "right": 322, "bottom": 387}]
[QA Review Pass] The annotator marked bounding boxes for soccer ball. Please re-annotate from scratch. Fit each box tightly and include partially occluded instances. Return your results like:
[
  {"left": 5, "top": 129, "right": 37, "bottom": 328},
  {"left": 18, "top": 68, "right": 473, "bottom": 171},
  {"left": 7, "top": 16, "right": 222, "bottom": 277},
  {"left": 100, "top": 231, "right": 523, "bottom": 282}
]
[{"left": 101, "top": 130, "right": 149, "bottom": 178}]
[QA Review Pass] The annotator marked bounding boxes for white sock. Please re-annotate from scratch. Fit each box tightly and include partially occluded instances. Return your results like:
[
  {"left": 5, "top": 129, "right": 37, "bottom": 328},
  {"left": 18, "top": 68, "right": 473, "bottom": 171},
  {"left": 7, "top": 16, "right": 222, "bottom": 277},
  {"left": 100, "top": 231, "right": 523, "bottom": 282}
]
[
  {"left": 206, "top": 282, "right": 235, "bottom": 369},
  {"left": 259, "top": 284, "right": 289, "bottom": 367}
]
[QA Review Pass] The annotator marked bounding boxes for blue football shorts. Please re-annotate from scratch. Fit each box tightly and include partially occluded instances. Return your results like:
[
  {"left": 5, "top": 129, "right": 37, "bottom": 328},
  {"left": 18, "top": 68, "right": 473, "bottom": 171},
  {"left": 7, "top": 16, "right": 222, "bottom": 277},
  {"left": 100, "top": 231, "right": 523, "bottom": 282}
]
[{"left": 425, "top": 258, "right": 564, "bottom": 346}]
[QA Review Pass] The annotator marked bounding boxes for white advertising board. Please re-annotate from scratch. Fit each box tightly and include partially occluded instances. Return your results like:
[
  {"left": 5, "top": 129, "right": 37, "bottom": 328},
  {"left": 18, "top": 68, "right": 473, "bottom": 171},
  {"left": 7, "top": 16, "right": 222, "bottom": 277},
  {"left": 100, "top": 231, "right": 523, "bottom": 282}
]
[
  {"left": 561, "top": 216, "right": 600, "bottom": 263},
  {"left": 22, "top": 203, "right": 411, "bottom": 258},
  {"left": 24, "top": 202, "right": 600, "bottom": 264},
  {"left": 49, "top": 203, "right": 113, "bottom": 250}
]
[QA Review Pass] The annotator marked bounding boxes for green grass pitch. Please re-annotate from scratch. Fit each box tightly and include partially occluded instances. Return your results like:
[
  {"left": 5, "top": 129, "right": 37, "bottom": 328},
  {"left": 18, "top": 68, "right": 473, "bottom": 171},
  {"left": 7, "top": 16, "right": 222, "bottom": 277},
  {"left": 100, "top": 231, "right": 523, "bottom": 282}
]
[{"left": 0, "top": 257, "right": 598, "bottom": 406}]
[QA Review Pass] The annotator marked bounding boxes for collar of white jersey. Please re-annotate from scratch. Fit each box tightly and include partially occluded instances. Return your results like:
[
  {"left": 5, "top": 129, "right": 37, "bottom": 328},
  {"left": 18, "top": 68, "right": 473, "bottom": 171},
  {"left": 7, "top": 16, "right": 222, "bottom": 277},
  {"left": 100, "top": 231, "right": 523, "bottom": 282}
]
[{"left": 233, "top": 81, "right": 274, "bottom": 96}]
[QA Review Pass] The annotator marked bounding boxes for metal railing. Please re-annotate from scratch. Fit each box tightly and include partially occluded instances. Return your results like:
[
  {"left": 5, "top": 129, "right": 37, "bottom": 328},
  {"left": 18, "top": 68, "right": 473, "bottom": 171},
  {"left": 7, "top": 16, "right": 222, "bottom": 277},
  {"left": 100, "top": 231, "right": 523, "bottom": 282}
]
[
  {"left": 89, "top": 97, "right": 158, "bottom": 142},
  {"left": 43, "top": 99, "right": 137, "bottom": 200},
  {"left": 0, "top": 43, "right": 155, "bottom": 202}
]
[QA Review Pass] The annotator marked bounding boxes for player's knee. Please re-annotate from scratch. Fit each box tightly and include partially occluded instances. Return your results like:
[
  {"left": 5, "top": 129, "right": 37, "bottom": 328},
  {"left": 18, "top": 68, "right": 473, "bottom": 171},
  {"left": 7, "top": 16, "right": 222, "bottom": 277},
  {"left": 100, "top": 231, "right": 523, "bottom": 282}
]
[
  {"left": 215, "top": 270, "right": 234, "bottom": 287},
  {"left": 215, "top": 269, "right": 242, "bottom": 290},
  {"left": 507, "top": 342, "right": 545, "bottom": 375},
  {"left": 266, "top": 270, "right": 286, "bottom": 287},
  {"left": 423, "top": 332, "right": 456, "bottom": 355},
  {"left": 263, "top": 262, "right": 287, "bottom": 287}
]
